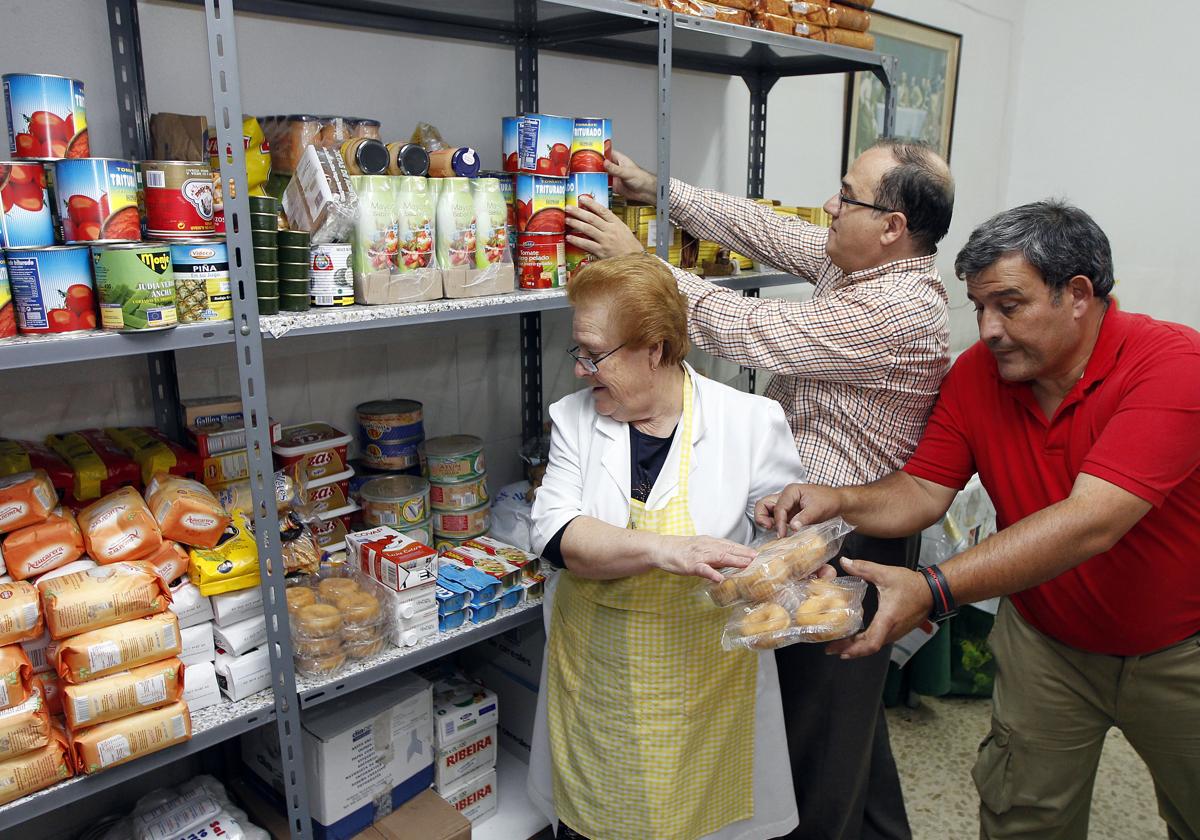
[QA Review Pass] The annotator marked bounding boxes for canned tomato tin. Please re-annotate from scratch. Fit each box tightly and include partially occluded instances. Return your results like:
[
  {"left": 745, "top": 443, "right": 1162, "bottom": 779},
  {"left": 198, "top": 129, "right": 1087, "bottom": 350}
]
[
  {"left": 0, "top": 162, "right": 54, "bottom": 248},
  {"left": 53, "top": 158, "right": 139, "bottom": 243},
  {"left": 309, "top": 243, "right": 353, "bottom": 307},
  {"left": 512, "top": 113, "right": 573, "bottom": 176},
  {"left": 429, "top": 474, "right": 490, "bottom": 512},
  {"left": 517, "top": 232, "right": 565, "bottom": 289},
  {"left": 501, "top": 117, "right": 519, "bottom": 172},
  {"left": 361, "top": 475, "right": 430, "bottom": 527},
  {"left": 569, "top": 118, "right": 612, "bottom": 173},
  {"left": 3, "top": 74, "right": 88, "bottom": 159},
  {"left": 92, "top": 243, "right": 178, "bottom": 332},
  {"left": 170, "top": 239, "right": 231, "bottom": 323},
  {"left": 514, "top": 174, "right": 565, "bottom": 233},
  {"left": 141, "top": 161, "right": 216, "bottom": 238},
  {"left": 5, "top": 245, "right": 95, "bottom": 333},
  {"left": 432, "top": 502, "right": 490, "bottom": 540},
  {"left": 421, "top": 435, "right": 485, "bottom": 481},
  {"left": 0, "top": 256, "right": 15, "bottom": 337}
]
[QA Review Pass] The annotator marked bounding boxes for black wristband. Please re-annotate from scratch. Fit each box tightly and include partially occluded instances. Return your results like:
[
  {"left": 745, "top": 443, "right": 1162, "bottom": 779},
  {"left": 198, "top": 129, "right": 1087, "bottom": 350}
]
[{"left": 921, "top": 564, "right": 958, "bottom": 622}]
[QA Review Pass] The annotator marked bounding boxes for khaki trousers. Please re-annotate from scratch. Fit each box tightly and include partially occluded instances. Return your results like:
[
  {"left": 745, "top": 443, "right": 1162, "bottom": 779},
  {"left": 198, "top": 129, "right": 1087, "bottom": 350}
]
[{"left": 973, "top": 599, "right": 1200, "bottom": 840}]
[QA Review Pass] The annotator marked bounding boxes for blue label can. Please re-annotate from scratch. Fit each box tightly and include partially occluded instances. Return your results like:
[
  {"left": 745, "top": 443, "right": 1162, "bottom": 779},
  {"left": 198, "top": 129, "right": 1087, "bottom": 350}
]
[
  {"left": 4, "top": 245, "right": 94, "bottom": 333},
  {"left": 0, "top": 161, "right": 54, "bottom": 247},
  {"left": 2, "top": 73, "right": 89, "bottom": 160}
]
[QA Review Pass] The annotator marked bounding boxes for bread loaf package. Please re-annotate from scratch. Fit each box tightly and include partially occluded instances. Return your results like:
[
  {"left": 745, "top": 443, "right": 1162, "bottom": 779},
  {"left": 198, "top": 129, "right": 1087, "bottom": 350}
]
[
  {"left": 62, "top": 657, "right": 184, "bottom": 730},
  {"left": 0, "top": 470, "right": 57, "bottom": 534},
  {"left": 0, "top": 686, "right": 50, "bottom": 760},
  {"left": 54, "top": 612, "right": 182, "bottom": 684},
  {"left": 105, "top": 427, "right": 202, "bottom": 487},
  {"left": 829, "top": 2, "right": 870, "bottom": 31},
  {"left": 0, "top": 645, "right": 33, "bottom": 713},
  {"left": 0, "top": 581, "right": 43, "bottom": 645},
  {"left": 790, "top": 1, "right": 831, "bottom": 25},
  {"left": 757, "top": 0, "right": 790, "bottom": 14},
  {"left": 145, "top": 474, "right": 231, "bottom": 550},
  {"left": 32, "top": 671, "right": 60, "bottom": 717},
  {"left": 45, "top": 430, "right": 140, "bottom": 505},
  {"left": 753, "top": 11, "right": 794, "bottom": 32},
  {"left": 0, "top": 725, "right": 72, "bottom": 806},
  {"left": 146, "top": 541, "right": 190, "bottom": 585},
  {"left": 78, "top": 487, "right": 164, "bottom": 564},
  {"left": 707, "top": 518, "right": 852, "bottom": 607},
  {"left": 38, "top": 561, "right": 171, "bottom": 640},
  {"left": 823, "top": 27, "right": 874, "bottom": 49},
  {"left": 70, "top": 699, "right": 191, "bottom": 774},
  {"left": 3, "top": 507, "right": 84, "bottom": 581}
]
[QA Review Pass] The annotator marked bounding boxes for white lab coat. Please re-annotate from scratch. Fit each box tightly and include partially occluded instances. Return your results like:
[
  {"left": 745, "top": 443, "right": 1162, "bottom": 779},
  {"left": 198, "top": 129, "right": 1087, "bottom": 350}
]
[{"left": 528, "top": 363, "right": 806, "bottom": 840}]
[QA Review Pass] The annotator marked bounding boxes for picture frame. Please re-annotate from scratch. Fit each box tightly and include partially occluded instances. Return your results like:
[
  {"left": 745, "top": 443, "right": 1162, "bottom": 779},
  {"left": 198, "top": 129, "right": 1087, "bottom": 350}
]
[{"left": 842, "top": 11, "right": 962, "bottom": 170}]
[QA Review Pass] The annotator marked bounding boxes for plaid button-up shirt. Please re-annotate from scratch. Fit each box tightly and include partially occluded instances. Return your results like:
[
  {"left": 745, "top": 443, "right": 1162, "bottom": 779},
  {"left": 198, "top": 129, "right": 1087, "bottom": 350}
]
[{"left": 668, "top": 179, "right": 951, "bottom": 487}]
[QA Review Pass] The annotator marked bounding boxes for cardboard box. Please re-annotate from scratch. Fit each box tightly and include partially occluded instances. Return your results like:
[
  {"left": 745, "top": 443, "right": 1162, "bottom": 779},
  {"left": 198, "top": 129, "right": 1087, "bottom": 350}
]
[
  {"left": 438, "top": 765, "right": 498, "bottom": 824},
  {"left": 216, "top": 645, "right": 271, "bottom": 701},
  {"left": 355, "top": 268, "right": 443, "bottom": 305},
  {"left": 241, "top": 673, "right": 434, "bottom": 840},
  {"left": 442, "top": 546, "right": 522, "bottom": 590},
  {"left": 180, "top": 621, "right": 216, "bottom": 666},
  {"left": 347, "top": 527, "right": 438, "bottom": 591},
  {"left": 466, "top": 660, "right": 538, "bottom": 762},
  {"left": 477, "top": 624, "right": 544, "bottom": 690},
  {"left": 211, "top": 586, "right": 264, "bottom": 627},
  {"left": 181, "top": 395, "right": 242, "bottom": 428},
  {"left": 435, "top": 724, "right": 497, "bottom": 790},
  {"left": 369, "top": 789, "right": 469, "bottom": 840},
  {"left": 431, "top": 674, "right": 499, "bottom": 748}
]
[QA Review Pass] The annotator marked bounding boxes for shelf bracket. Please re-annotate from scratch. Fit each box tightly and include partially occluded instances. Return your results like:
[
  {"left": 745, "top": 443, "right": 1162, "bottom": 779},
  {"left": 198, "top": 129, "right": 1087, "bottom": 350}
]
[
  {"left": 875, "top": 54, "right": 899, "bottom": 138},
  {"left": 202, "top": 1, "right": 311, "bottom": 837},
  {"left": 741, "top": 70, "right": 779, "bottom": 200}
]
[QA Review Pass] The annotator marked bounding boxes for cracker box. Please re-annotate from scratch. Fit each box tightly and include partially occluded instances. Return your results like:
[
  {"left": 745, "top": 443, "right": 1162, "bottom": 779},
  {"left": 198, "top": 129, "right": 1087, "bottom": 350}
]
[{"left": 346, "top": 526, "right": 437, "bottom": 591}]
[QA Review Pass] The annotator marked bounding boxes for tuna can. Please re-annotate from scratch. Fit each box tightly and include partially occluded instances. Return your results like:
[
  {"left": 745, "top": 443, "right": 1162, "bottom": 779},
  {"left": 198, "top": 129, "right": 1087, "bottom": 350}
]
[
  {"left": 420, "top": 435, "right": 485, "bottom": 481},
  {"left": 0, "top": 256, "right": 15, "bottom": 337},
  {"left": 170, "top": 239, "right": 231, "bottom": 323},
  {"left": 515, "top": 173, "right": 566, "bottom": 233},
  {"left": 141, "top": 161, "right": 216, "bottom": 238},
  {"left": 434, "top": 535, "right": 473, "bottom": 553},
  {"left": 0, "top": 161, "right": 54, "bottom": 247},
  {"left": 309, "top": 243, "right": 353, "bottom": 307},
  {"left": 569, "top": 118, "right": 612, "bottom": 173},
  {"left": 432, "top": 502, "right": 490, "bottom": 540},
  {"left": 398, "top": 519, "right": 432, "bottom": 548},
  {"left": 517, "top": 232, "right": 565, "bottom": 289},
  {"left": 3, "top": 73, "right": 89, "bottom": 159},
  {"left": 357, "top": 399, "right": 424, "bottom": 449},
  {"left": 5, "top": 245, "right": 95, "bottom": 333},
  {"left": 53, "top": 158, "right": 140, "bottom": 243},
  {"left": 92, "top": 243, "right": 177, "bottom": 332},
  {"left": 429, "top": 474, "right": 490, "bottom": 513},
  {"left": 361, "top": 475, "right": 430, "bottom": 527}
]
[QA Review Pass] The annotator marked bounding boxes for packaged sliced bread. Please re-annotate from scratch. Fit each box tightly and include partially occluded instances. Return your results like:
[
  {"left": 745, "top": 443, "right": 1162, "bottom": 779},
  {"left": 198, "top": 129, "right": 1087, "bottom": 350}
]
[
  {"left": 78, "top": 487, "right": 163, "bottom": 564},
  {"left": 145, "top": 474, "right": 231, "bottom": 550}
]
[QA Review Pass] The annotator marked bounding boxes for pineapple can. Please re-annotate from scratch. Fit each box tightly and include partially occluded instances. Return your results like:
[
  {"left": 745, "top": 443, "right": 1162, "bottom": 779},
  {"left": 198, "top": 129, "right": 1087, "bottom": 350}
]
[{"left": 170, "top": 239, "right": 231, "bottom": 322}]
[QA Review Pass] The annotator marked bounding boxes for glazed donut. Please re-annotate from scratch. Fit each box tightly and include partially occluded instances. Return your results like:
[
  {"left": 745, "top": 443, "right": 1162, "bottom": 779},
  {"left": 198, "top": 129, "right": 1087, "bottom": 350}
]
[
  {"left": 342, "top": 621, "right": 386, "bottom": 643},
  {"left": 709, "top": 577, "right": 742, "bottom": 607},
  {"left": 735, "top": 560, "right": 790, "bottom": 602},
  {"left": 343, "top": 637, "right": 386, "bottom": 659},
  {"left": 317, "top": 577, "right": 360, "bottom": 603},
  {"left": 336, "top": 591, "right": 382, "bottom": 626},
  {"left": 735, "top": 602, "right": 790, "bottom": 636},
  {"left": 803, "top": 578, "right": 853, "bottom": 607},
  {"left": 758, "top": 531, "right": 831, "bottom": 579},
  {"left": 296, "top": 651, "right": 347, "bottom": 676},
  {"left": 293, "top": 602, "right": 343, "bottom": 638},
  {"left": 286, "top": 587, "right": 317, "bottom": 612}
]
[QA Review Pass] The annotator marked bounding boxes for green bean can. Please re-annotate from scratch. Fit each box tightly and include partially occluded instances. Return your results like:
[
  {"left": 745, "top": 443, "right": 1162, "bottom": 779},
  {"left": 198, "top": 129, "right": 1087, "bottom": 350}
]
[{"left": 91, "top": 242, "right": 178, "bottom": 331}]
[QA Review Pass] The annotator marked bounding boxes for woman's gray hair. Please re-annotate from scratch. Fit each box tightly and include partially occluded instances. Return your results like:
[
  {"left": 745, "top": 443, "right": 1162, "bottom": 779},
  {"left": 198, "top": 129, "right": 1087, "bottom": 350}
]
[{"left": 955, "top": 200, "right": 1115, "bottom": 299}]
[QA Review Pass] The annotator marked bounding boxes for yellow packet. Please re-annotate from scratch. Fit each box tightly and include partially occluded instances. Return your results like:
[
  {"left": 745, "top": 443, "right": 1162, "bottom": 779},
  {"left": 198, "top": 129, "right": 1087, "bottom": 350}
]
[{"left": 187, "top": 511, "right": 261, "bottom": 596}]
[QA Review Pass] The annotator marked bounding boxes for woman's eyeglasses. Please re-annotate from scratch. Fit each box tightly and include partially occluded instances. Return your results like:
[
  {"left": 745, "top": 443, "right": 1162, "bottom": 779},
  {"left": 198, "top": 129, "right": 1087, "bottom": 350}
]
[{"left": 567, "top": 343, "right": 625, "bottom": 374}]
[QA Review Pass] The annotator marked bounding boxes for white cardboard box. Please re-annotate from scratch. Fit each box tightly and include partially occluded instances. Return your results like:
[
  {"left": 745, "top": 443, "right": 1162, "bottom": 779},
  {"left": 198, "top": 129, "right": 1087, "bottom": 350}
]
[
  {"left": 477, "top": 625, "right": 544, "bottom": 689},
  {"left": 212, "top": 614, "right": 267, "bottom": 657},
  {"left": 438, "top": 765, "right": 498, "bottom": 825},
  {"left": 215, "top": 645, "right": 271, "bottom": 701},
  {"left": 241, "top": 673, "right": 434, "bottom": 840},
  {"left": 211, "top": 587, "right": 264, "bottom": 627},
  {"left": 435, "top": 724, "right": 497, "bottom": 790},
  {"left": 182, "top": 659, "right": 222, "bottom": 712},
  {"left": 431, "top": 675, "right": 499, "bottom": 748},
  {"left": 346, "top": 527, "right": 438, "bottom": 591},
  {"left": 180, "top": 622, "right": 216, "bottom": 666},
  {"left": 384, "top": 582, "right": 437, "bottom": 621}
]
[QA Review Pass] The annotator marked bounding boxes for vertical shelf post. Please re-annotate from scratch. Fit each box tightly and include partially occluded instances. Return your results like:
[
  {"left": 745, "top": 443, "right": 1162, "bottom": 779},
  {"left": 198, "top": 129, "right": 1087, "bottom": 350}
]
[
  {"left": 201, "top": 1, "right": 311, "bottom": 837},
  {"left": 739, "top": 69, "right": 778, "bottom": 394},
  {"left": 655, "top": 10, "right": 672, "bottom": 259},
  {"left": 877, "top": 54, "right": 899, "bottom": 137},
  {"left": 516, "top": 0, "right": 544, "bottom": 444}
]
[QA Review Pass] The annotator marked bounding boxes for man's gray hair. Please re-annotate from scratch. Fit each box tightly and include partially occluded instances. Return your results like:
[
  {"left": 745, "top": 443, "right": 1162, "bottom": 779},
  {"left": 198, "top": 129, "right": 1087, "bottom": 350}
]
[{"left": 955, "top": 200, "right": 1115, "bottom": 299}]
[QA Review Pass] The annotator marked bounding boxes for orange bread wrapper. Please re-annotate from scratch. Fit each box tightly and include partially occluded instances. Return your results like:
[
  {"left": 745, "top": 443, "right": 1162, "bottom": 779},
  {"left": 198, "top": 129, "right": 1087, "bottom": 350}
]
[
  {"left": 0, "top": 725, "right": 72, "bottom": 806},
  {"left": 62, "top": 657, "right": 184, "bottom": 730},
  {"left": 0, "top": 582, "right": 43, "bottom": 646},
  {"left": 145, "top": 474, "right": 231, "bottom": 550},
  {"left": 0, "top": 685, "right": 50, "bottom": 760},
  {"left": 78, "top": 487, "right": 163, "bottom": 565},
  {"left": 32, "top": 671, "right": 61, "bottom": 717},
  {"left": 144, "top": 541, "right": 190, "bottom": 584},
  {"left": 38, "top": 561, "right": 171, "bottom": 640},
  {"left": 70, "top": 699, "right": 191, "bottom": 774},
  {"left": 0, "top": 470, "right": 57, "bottom": 534},
  {"left": 2, "top": 507, "right": 84, "bottom": 581},
  {"left": 54, "top": 612, "right": 181, "bottom": 684},
  {"left": 0, "top": 645, "right": 33, "bottom": 713}
]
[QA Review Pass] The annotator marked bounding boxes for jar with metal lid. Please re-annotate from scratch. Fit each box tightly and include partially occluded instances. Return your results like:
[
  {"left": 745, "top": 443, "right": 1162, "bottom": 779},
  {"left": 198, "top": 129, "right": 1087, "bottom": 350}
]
[
  {"left": 340, "top": 137, "right": 389, "bottom": 176},
  {"left": 386, "top": 142, "right": 429, "bottom": 177}
]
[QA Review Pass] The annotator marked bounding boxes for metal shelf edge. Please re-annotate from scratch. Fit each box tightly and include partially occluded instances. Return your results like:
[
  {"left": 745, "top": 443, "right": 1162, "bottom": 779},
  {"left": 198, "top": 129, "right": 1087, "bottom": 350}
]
[{"left": 0, "top": 322, "right": 237, "bottom": 371}]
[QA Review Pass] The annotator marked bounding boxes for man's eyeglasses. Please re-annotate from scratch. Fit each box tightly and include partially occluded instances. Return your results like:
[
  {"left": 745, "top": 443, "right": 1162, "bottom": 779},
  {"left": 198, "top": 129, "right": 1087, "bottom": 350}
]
[
  {"left": 837, "top": 192, "right": 896, "bottom": 214},
  {"left": 568, "top": 343, "right": 625, "bottom": 374}
]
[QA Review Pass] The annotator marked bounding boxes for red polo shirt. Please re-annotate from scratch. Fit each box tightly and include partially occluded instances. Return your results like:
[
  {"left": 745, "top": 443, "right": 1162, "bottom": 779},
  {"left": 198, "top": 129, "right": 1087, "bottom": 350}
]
[{"left": 903, "top": 307, "right": 1200, "bottom": 655}]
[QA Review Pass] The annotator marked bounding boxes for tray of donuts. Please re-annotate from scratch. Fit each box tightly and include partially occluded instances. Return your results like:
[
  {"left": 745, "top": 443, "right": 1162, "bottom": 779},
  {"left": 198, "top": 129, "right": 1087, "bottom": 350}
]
[
  {"left": 285, "top": 567, "right": 394, "bottom": 677},
  {"left": 706, "top": 518, "right": 853, "bottom": 608},
  {"left": 721, "top": 576, "right": 867, "bottom": 650}
]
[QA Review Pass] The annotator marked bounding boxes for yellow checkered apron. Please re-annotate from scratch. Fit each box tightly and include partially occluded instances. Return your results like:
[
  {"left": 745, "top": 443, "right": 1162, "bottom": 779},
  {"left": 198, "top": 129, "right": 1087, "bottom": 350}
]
[{"left": 547, "top": 371, "right": 758, "bottom": 840}]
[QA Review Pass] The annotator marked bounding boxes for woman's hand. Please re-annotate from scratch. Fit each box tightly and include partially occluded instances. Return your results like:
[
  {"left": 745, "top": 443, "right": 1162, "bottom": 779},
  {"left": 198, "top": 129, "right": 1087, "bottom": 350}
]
[{"left": 653, "top": 535, "right": 757, "bottom": 583}]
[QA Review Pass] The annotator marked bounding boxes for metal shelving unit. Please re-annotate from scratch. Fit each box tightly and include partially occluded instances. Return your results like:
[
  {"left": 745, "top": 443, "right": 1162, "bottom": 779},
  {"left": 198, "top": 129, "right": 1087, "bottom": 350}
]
[{"left": 0, "top": 1, "right": 894, "bottom": 835}]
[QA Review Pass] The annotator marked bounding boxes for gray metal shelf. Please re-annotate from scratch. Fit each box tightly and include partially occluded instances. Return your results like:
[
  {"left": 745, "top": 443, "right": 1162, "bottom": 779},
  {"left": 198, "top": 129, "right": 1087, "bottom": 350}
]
[
  {"left": 0, "top": 690, "right": 275, "bottom": 833},
  {"left": 297, "top": 600, "right": 544, "bottom": 709},
  {"left": 0, "top": 322, "right": 236, "bottom": 371}
]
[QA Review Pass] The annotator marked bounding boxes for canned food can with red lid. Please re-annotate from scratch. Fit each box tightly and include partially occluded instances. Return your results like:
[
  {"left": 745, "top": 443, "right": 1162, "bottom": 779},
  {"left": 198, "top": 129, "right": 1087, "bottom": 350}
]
[
  {"left": 517, "top": 233, "right": 564, "bottom": 289},
  {"left": 0, "top": 161, "right": 54, "bottom": 248},
  {"left": 142, "top": 161, "right": 216, "bottom": 238},
  {"left": 515, "top": 174, "right": 565, "bottom": 234},
  {"left": 3, "top": 73, "right": 89, "bottom": 160},
  {"left": 53, "top": 158, "right": 140, "bottom": 243},
  {"left": 569, "top": 118, "right": 612, "bottom": 174},
  {"left": 0, "top": 256, "right": 15, "bottom": 337}
]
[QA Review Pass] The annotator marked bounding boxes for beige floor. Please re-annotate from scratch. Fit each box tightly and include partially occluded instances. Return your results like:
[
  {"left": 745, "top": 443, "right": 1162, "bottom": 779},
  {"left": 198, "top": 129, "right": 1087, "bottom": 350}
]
[{"left": 887, "top": 696, "right": 1165, "bottom": 839}]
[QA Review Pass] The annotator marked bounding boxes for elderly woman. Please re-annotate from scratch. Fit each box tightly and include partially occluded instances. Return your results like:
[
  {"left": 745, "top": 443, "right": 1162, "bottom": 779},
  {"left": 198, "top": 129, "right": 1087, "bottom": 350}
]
[{"left": 527, "top": 254, "right": 805, "bottom": 840}]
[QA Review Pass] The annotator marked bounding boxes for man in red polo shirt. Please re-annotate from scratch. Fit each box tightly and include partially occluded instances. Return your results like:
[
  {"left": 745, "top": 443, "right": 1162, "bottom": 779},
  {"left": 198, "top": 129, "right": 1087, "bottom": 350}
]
[{"left": 758, "top": 200, "right": 1200, "bottom": 838}]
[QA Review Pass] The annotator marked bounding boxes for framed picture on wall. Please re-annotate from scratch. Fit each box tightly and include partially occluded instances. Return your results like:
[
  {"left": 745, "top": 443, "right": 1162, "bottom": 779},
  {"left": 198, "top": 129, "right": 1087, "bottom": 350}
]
[{"left": 842, "top": 12, "right": 962, "bottom": 170}]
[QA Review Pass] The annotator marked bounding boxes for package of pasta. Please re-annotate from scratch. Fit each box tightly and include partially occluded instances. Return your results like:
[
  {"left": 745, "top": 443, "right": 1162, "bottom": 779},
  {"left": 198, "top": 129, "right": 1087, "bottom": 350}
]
[
  {"left": 0, "top": 440, "right": 72, "bottom": 496},
  {"left": 78, "top": 487, "right": 164, "bottom": 565},
  {"left": 62, "top": 657, "right": 184, "bottom": 730},
  {"left": 2, "top": 506, "right": 84, "bottom": 581},
  {"left": 0, "top": 581, "right": 43, "bottom": 646},
  {"left": 187, "top": 511, "right": 260, "bottom": 596},
  {"left": 31, "top": 671, "right": 60, "bottom": 717},
  {"left": 753, "top": 11, "right": 795, "bottom": 32},
  {"left": 707, "top": 518, "right": 853, "bottom": 607},
  {"left": 54, "top": 612, "right": 181, "bottom": 684},
  {"left": 0, "top": 724, "right": 71, "bottom": 806},
  {"left": 0, "top": 685, "right": 50, "bottom": 760},
  {"left": 0, "top": 470, "right": 57, "bottom": 534},
  {"left": 45, "top": 430, "right": 141, "bottom": 505},
  {"left": 145, "top": 473, "right": 232, "bottom": 549},
  {"left": 756, "top": 0, "right": 790, "bottom": 14},
  {"left": 105, "top": 428, "right": 203, "bottom": 487},
  {"left": 722, "top": 576, "right": 867, "bottom": 650},
  {"left": 38, "top": 561, "right": 171, "bottom": 640},
  {"left": 70, "top": 699, "right": 191, "bottom": 774},
  {"left": 0, "top": 645, "right": 33, "bottom": 713}
]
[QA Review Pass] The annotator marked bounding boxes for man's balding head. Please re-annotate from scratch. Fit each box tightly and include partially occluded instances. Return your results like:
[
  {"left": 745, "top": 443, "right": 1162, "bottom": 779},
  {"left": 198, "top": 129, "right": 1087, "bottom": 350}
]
[{"left": 870, "top": 139, "right": 955, "bottom": 255}]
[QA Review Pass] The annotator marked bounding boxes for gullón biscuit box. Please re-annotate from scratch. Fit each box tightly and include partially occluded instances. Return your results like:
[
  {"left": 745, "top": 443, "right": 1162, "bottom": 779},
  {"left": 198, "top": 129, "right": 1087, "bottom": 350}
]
[{"left": 435, "top": 724, "right": 497, "bottom": 789}]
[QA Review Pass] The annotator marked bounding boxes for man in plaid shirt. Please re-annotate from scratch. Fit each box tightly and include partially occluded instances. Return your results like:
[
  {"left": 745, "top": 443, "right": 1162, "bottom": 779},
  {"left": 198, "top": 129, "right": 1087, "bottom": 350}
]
[{"left": 565, "top": 139, "right": 954, "bottom": 840}]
